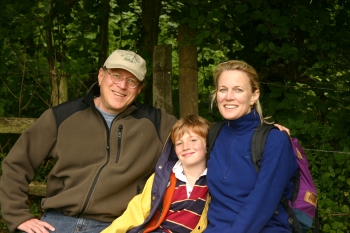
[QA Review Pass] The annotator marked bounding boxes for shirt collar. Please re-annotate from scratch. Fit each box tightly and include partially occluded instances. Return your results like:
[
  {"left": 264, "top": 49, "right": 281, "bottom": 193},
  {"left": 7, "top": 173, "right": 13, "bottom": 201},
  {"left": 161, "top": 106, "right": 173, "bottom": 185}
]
[{"left": 172, "top": 160, "right": 207, "bottom": 183}]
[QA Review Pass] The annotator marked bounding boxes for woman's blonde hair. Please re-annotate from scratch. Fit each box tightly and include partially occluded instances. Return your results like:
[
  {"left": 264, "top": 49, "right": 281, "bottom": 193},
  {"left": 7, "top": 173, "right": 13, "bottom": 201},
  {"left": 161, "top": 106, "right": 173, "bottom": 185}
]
[
  {"left": 210, "top": 60, "right": 267, "bottom": 123},
  {"left": 171, "top": 115, "right": 210, "bottom": 144}
]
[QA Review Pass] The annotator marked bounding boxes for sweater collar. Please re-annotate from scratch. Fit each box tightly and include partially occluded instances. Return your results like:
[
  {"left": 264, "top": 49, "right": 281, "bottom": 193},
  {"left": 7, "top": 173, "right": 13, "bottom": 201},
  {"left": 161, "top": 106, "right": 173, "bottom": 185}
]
[{"left": 225, "top": 109, "right": 261, "bottom": 134}]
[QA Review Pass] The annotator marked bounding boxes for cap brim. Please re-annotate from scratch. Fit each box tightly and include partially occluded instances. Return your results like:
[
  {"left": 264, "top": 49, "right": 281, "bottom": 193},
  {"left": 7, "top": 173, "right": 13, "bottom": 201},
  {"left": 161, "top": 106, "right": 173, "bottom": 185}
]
[{"left": 104, "top": 63, "right": 144, "bottom": 81}]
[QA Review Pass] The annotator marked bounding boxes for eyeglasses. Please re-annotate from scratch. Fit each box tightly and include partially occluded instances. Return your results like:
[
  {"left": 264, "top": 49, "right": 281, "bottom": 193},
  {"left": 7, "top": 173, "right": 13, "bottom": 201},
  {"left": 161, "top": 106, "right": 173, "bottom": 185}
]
[{"left": 106, "top": 70, "right": 139, "bottom": 88}]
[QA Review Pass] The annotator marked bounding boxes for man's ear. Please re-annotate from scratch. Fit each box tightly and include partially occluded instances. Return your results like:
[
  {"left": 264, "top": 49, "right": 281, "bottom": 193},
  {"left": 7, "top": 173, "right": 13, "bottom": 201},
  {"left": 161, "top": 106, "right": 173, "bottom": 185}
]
[
  {"left": 137, "top": 83, "right": 144, "bottom": 94},
  {"left": 98, "top": 68, "right": 105, "bottom": 85}
]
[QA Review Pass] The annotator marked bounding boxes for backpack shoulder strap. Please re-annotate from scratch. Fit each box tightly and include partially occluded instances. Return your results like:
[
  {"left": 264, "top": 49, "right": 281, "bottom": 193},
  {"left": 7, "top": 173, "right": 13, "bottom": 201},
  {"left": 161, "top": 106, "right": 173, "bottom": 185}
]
[
  {"left": 281, "top": 197, "right": 302, "bottom": 233},
  {"left": 207, "top": 121, "right": 225, "bottom": 157},
  {"left": 251, "top": 123, "right": 276, "bottom": 173},
  {"left": 252, "top": 124, "right": 304, "bottom": 233}
]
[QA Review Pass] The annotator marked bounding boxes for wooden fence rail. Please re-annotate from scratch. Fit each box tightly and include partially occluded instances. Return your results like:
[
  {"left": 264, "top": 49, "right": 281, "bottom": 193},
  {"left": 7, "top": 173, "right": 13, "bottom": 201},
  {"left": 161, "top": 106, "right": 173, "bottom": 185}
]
[
  {"left": 0, "top": 117, "right": 37, "bottom": 134},
  {"left": 0, "top": 117, "right": 46, "bottom": 197}
]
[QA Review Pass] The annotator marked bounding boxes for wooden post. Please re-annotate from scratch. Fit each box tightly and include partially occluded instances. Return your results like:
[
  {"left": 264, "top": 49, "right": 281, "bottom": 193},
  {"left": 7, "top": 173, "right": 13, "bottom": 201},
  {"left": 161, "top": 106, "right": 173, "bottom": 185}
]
[
  {"left": 178, "top": 25, "right": 198, "bottom": 117},
  {"left": 153, "top": 45, "right": 173, "bottom": 114}
]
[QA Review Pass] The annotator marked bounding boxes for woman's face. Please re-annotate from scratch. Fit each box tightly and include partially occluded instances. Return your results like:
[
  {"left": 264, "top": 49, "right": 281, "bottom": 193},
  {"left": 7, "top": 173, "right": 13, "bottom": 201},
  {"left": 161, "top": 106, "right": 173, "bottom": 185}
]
[{"left": 216, "top": 70, "right": 260, "bottom": 121}]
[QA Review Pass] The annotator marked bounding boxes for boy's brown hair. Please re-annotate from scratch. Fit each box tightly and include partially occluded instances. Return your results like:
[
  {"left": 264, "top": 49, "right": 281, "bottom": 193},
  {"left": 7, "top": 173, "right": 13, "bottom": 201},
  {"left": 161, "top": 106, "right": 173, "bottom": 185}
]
[{"left": 170, "top": 115, "right": 210, "bottom": 144}]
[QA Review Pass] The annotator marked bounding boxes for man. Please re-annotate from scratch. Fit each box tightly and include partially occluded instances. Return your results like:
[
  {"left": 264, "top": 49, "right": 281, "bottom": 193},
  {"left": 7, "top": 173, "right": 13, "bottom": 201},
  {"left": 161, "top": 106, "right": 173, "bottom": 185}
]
[{"left": 0, "top": 50, "right": 177, "bottom": 233}]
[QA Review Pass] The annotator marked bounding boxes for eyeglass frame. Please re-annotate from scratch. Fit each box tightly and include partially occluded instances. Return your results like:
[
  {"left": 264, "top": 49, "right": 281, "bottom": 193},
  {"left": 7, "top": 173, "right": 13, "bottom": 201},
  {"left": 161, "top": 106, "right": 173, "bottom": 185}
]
[{"left": 105, "top": 69, "right": 140, "bottom": 89}]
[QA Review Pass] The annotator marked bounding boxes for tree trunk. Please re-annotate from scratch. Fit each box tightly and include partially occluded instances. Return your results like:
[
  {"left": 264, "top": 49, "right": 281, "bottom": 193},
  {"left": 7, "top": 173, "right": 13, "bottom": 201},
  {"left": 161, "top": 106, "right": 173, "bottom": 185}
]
[
  {"left": 46, "top": 0, "right": 74, "bottom": 106},
  {"left": 153, "top": 45, "right": 173, "bottom": 114},
  {"left": 46, "top": 26, "right": 58, "bottom": 107},
  {"left": 98, "top": 0, "right": 110, "bottom": 69},
  {"left": 139, "top": 0, "right": 162, "bottom": 106},
  {"left": 178, "top": 25, "right": 198, "bottom": 117},
  {"left": 59, "top": 72, "right": 68, "bottom": 104}
]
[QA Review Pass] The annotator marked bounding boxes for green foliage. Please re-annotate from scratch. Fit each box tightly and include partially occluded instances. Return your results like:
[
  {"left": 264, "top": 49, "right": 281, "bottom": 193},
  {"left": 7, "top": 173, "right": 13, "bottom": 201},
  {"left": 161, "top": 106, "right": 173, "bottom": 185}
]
[
  {"left": 29, "top": 198, "right": 43, "bottom": 218},
  {"left": 0, "top": 209, "right": 9, "bottom": 232},
  {"left": 260, "top": 80, "right": 350, "bottom": 232},
  {"left": 34, "top": 159, "right": 56, "bottom": 183}
]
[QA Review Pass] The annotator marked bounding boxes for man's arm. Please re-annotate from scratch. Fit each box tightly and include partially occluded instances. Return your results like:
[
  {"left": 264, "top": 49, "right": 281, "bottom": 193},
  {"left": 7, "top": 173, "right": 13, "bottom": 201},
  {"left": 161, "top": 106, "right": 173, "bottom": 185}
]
[{"left": 0, "top": 110, "right": 57, "bottom": 232}]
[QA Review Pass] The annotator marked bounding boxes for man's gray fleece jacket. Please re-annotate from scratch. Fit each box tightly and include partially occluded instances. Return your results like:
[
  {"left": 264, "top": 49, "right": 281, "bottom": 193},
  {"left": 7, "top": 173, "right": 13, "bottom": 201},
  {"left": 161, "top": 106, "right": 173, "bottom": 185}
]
[{"left": 0, "top": 83, "right": 177, "bottom": 232}]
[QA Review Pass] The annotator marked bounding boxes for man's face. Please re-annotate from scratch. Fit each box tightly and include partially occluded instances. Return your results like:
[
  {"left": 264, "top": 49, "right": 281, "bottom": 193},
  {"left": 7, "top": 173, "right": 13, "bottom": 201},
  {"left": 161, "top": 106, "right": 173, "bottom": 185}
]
[{"left": 96, "top": 68, "right": 143, "bottom": 114}]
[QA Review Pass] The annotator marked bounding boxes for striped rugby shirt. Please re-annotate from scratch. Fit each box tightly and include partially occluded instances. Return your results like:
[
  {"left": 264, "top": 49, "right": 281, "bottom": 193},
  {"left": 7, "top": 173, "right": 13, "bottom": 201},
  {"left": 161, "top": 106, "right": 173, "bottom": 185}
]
[{"left": 157, "top": 161, "right": 208, "bottom": 233}]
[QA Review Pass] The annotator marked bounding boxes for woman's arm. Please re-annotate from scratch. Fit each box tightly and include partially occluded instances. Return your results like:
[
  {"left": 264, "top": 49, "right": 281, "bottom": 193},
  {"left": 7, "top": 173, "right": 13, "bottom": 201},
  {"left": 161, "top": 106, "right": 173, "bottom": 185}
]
[{"left": 230, "top": 130, "right": 298, "bottom": 232}]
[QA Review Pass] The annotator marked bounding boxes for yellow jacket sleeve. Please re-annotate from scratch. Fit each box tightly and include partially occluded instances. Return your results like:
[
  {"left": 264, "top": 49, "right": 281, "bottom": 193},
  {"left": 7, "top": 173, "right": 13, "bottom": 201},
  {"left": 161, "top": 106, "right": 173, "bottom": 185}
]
[
  {"left": 101, "top": 174, "right": 155, "bottom": 233},
  {"left": 191, "top": 195, "right": 210, "bottom": 233}
]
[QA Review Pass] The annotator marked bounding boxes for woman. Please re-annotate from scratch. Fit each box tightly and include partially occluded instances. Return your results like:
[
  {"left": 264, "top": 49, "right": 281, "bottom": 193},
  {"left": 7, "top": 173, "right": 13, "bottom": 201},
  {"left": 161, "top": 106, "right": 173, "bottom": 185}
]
[{"left": 204, "top": 60, "right": 298, "bottom": 232}]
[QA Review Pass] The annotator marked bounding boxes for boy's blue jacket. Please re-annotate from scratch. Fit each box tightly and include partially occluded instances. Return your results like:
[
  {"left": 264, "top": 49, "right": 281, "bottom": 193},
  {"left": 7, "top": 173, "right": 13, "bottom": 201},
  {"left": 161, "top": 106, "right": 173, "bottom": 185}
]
[{"left": 102, "top": 138, "right": 209, "bottom": 233}]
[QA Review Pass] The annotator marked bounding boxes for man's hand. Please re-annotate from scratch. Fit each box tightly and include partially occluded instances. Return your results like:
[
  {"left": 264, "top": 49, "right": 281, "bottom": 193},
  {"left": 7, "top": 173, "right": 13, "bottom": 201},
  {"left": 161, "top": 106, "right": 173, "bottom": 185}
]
[
  {"left": 17, "top": 218, "right": 55, "bottom": 233},
  {"left": 273, "top": 124, "right": 290, "bottom": 135}
]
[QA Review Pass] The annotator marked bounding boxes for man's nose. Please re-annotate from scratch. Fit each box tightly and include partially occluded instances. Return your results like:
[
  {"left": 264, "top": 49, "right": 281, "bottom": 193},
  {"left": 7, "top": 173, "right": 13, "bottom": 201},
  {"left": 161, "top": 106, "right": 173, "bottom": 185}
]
[{"left": 117, "top": 78, "right": 128, "bottom": 89}]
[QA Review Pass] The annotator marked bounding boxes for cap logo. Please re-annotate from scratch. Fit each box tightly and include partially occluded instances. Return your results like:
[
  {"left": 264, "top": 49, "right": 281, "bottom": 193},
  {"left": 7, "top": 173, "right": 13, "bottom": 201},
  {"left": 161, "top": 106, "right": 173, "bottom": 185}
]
[{"left": 121, "top": 51, "right": 141, "bottom": 64}]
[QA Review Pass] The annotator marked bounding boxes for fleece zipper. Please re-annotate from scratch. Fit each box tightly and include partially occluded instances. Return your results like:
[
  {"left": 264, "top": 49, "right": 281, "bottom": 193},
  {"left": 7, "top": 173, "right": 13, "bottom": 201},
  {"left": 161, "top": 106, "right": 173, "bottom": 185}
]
[
  {"left": 116, "top": 124, "right": 123, "bottom": 163},
  {"left": 81, "top": 110, "right": 111, "bottom": 214}
]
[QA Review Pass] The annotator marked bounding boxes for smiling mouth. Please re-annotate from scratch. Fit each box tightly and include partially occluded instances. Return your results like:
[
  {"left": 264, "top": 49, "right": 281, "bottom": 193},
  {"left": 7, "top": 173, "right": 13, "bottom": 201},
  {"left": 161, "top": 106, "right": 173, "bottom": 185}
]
[
  {"left": 182, "top": 152, "right": 194, "bottom": 157},
  {"left": 112, "top": 91, "right": 126, "bottom": 97},
  {"left": 224, "top": 105, "right": 238, "bottom": 109}
]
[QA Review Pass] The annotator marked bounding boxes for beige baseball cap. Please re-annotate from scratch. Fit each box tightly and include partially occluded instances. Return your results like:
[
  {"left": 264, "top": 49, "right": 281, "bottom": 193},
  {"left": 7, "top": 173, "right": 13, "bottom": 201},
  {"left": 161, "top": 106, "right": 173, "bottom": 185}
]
[{"left": 103, "top": 50, "right": 147, "bottom": 81}]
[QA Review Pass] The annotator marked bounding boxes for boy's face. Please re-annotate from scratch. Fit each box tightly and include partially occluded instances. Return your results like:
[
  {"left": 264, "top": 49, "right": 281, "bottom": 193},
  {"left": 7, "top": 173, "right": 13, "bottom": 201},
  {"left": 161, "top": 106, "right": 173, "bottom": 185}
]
[{"left": 174, "top": 131, "right": 207, "bottom": 169}]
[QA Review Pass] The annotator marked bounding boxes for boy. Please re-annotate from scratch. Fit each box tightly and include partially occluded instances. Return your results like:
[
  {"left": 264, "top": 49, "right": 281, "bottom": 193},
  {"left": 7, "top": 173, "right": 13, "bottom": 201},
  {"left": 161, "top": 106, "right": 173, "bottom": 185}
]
[{"left": 101, "top": 115, "right": 210, "bottom": 233}]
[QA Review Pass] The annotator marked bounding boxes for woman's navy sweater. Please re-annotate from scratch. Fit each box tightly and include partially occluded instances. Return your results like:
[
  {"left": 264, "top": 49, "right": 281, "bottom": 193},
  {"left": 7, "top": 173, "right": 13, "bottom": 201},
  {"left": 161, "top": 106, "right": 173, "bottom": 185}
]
[{"left": 205, "top": 110, "right": 298, "bottom": 233}]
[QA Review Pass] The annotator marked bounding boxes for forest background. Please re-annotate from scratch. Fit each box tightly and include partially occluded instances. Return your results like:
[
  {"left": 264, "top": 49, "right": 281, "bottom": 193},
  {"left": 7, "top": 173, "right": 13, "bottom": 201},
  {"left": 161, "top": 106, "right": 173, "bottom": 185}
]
[{"left": 0, "top": 0, "right": 349, "bottom": 232}]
